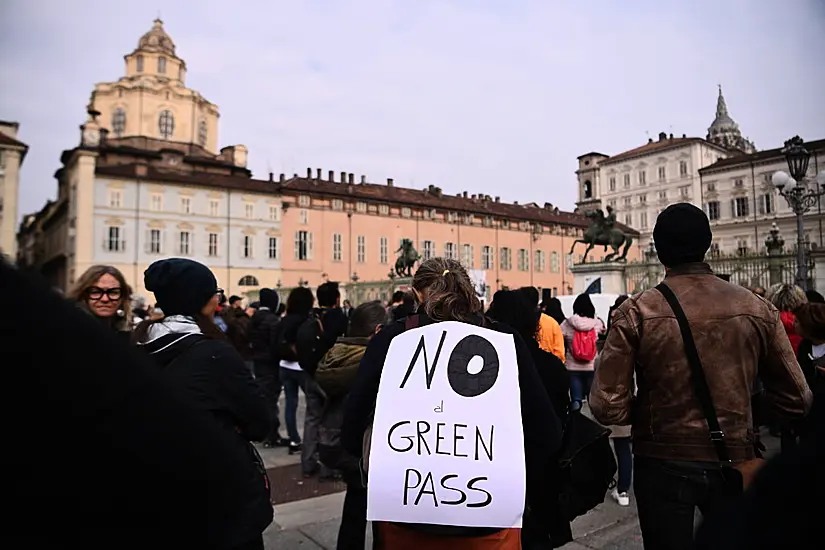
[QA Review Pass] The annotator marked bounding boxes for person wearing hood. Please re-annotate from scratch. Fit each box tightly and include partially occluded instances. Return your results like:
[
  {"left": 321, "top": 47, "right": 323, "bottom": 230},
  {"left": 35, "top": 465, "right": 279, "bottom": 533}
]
[
  {"left": 560, "top": 293, "right": 605, "bottom": 411},
  {"left": 134, "top": 258, "right": 272, "bottom": 550},
  {"left": 249, "top": 288, "right": 289, "bottom": 448},
  {"left": 315, "top": 300, "right": 388, "bottom": 550}
]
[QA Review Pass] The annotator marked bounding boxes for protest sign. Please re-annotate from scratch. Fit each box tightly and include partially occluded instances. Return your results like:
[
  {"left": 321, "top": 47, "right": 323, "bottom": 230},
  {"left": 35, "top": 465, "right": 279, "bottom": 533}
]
[{"left": 366, "top": 321, "right": 525, "bottom": 529}]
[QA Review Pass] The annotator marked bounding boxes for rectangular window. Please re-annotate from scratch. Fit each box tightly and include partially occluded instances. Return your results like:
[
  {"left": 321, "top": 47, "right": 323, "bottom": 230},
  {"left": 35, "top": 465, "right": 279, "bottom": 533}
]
[
  {"left": 734, "top": 197, "right": 749, "bottom": 218},
  {"left": 401, "top": 207, "right": 412, "bottom": 218},
  {"left": 761, "top": 193, "right": 774, "bottom": 215},
  {"left": 481, "top": 246, "right": 493, "bottom": 269},
  {"left": 638, "top": 171, "right": 646, "bottom": 185},
  {"left": 210, "top": 199, "right": 220, "bottom": 217},
  {"left": 624, "top": 196, "right": 632, "bottom": 206},
  {"left": 550, "top": 251, "right": 560, "bottom": 273},
  {"left": 332, "top": 199, "right": 344, "bottom": 211},
  {"left": 658, "top": 166, "right": 666, "bottom": 181},
  {"left": 106, "top": 226, "right": 122, "bottom": 252},
  {"left": 706, "top": 201, "right": 720, "bottom": 221},
  {"left": 444, "top": 242, "right": 457, "bottom": 260},
  {"left": 706, "top": 182, "right": 716, "bottom": 192},
  {"left": 108, "top": 190, "right": 122, "bottom": 208},
  {"left": 639, "top": 194, "right": 647, "bottom": 204},
  {"left": 640, "top": 212, "right": 648, "bottom": 229},
  {"left": 679, "top": 186, "right": 690, "bottom": 198},
  {"left": 461, "top": 244, "right": 474, "bottom": 268},
  {"left": 158, "top": 56, "right": 166, "bottom": 74},
  {"left": 332, "top": 233, "right": 343, "bottom": 262},
  {"left": 357, "top": 235, "right": 366, "bottom": 263},
  {"left": 149, "top": 229, "right": 162, "bottom": 254},
  {"left": 150, "top": 194, "right": 163, "bottom": 211},
  {"left": 268, "top": 237, "right": 278, "bottom": 259},
  {"left": 518, "top": 249, "right": 529, "bottom": 271},
  {"left": 179, "top": 231, "right": 191, "bottom": 255},
  {"left": 136, "top": 55, "right": 144, "bottom": 72},
  {"left": 734, "top": 178, "right": 745, "bottom": 188},
  {"left": 269, "top": 205, "right": 279, "bottom": 221},
  {"left": 623, "top": 174, "right": 631, "bottom": 187},
  {"left": 737, "top": 238, "right": 749, "bottom": 256},
  {"left": 422, "top": 240, "right": 435, "bottom": 260},
  {"left": 534, "top": 250, "right": 545, "bottom": 272},
  {"left": 244, "top": 203, "right": 254, "bottom": 219},
  {"left": 356, "top": 201, "right": 367, "bottom": 213},
  {"left": 500, "top": 247, "right": 512, "bottom": 270},
  {"left": 624, "top": 214, "right": 633, "bottom": 226},
  {"left": 380, "top": 237, "right": 388, "bottom": 264},
  {"left": 298, "top": 195, "right": 311, "bottom": 207},
  {"left": 180, "top": 197, "right": 191, "bottom": 214},
  {"left": 609, "top": 177, "right": 616, "bottom": 191},
  {"left": 658, "top": 190, "right": 667, "bottom": 200},
  {"left": 295, "top": 230, "right": 312, "bottom": 260},
  {"left": 208, "top": 233, "right": 219, "bottom": 256},
  {"left": 679, "top": 161, "right": 688, "bottom": 177},
  {"left": 241, "top": 236, "right": 252, "bottom": 258},
  {"left": 299, "top": 209, "right": 309, "bottom": 225},
  {"left": 379, "top": 204, "right": 389, "bottom": 216}
]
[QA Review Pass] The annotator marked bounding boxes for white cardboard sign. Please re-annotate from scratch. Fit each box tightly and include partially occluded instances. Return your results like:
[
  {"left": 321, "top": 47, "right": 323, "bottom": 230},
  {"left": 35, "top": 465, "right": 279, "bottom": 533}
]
[{"left": 366, "top": 321, "right": 526, "bottom": 529}]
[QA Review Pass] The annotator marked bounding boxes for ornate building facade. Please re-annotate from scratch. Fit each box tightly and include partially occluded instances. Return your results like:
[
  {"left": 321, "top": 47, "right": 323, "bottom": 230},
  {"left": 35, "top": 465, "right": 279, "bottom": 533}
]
[
  {"left": 18, "top": 19, "right": 629, "bottom": 301},
  {"left": 0, "top": 121, "right": 27, "bottom": 259},
  {"left": 706, "top": 86, "right": 757, "bottom": 155}
]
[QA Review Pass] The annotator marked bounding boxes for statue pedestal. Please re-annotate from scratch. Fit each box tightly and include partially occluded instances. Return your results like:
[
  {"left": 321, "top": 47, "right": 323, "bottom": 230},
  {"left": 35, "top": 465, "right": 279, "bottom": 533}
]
[{"left": 570, "top": 262, "right": 627, "bottom": 295}]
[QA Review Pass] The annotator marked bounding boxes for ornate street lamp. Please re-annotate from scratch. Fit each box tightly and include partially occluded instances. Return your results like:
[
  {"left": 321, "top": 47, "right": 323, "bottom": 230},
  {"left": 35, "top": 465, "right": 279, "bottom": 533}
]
[{"left": 772, "top": 136, "right": 825, "bottom": 290}]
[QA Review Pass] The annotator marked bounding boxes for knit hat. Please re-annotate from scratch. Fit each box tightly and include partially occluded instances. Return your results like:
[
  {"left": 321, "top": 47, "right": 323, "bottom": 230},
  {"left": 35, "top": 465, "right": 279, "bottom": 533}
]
[
  {"left": 794, "top": 303, "right": 825, "bottom": 342},
  {"left": 259, "top": 288, "right": 280, "bottom": 311},
  {"left": 653, "top": 203, "right": 712, "bottom": 267},
  {"left": 144, "top": 259, "right": 218, "bottom": 316}
]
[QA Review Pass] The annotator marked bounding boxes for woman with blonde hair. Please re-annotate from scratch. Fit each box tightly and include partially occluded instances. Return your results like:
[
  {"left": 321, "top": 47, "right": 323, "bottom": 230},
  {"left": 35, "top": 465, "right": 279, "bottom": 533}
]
[
  {"left": 68, "top": 265, "right": 133, "bottom": 338},
  {"left": 342, "top": 257, "right": 562, "bottom": 549},
  {"left": 766, "top": 283, "right": 808, "bottom": 354}
]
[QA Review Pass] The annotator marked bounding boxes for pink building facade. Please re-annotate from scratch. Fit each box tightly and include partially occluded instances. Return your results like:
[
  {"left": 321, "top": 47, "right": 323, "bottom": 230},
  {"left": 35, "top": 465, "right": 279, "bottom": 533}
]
[{"left": 279, "top": 171, "right": 641, "bottom": 300}]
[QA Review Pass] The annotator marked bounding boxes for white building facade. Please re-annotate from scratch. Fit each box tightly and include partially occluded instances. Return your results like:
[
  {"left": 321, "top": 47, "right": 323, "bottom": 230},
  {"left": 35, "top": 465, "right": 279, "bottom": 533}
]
[{"left": 0, "top": 121, "right": 27, "bottom": 259}]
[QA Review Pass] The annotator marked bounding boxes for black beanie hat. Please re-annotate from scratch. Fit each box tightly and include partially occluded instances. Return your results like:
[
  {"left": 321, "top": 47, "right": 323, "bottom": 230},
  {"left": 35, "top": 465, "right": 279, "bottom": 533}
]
[
  {"left": 144, "top": 258, "right": 218, "bottom": 316},
  {"left": 653, "top": 203, "right": 712, "bottom": 267},
  {"left": 259, "top": 288, "right": 280, "bottom": 311}
]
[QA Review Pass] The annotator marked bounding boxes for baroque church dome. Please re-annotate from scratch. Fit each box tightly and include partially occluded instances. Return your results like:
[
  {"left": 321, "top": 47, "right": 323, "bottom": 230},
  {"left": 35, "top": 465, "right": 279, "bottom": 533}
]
[
  {"left": 137, "top": 18, "right": 176, "bottom": 56},
  {"left": 706, "top": 86, "right": 756, "bottom": 155}
]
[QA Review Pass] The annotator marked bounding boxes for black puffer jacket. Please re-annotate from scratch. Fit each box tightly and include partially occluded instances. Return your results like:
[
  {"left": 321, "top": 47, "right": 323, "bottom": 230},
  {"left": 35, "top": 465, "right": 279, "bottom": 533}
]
[
  {"left": 249, "top": 307, "right": 280, "bottom": 363},
  {"left": 138, "top": 318, "right": 272, "bottom": 548}
]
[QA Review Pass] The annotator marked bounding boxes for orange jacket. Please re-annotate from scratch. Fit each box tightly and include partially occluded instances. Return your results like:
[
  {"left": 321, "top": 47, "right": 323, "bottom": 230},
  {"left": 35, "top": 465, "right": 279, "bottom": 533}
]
[{"left": 537, "top": 313, "right": 565, "bottom": 362}]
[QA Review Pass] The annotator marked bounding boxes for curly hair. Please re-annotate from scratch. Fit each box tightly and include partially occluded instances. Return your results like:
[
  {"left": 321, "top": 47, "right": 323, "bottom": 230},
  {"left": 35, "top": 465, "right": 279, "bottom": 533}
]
[
  {"left": 68, "top": 265, "right": 133, "bottom": 329},
  {"left": 411, "top": 257, "right": 482, "bottom": 322},
  {"left": 766, "top": 283, "right": 807, "bottom": 312}
]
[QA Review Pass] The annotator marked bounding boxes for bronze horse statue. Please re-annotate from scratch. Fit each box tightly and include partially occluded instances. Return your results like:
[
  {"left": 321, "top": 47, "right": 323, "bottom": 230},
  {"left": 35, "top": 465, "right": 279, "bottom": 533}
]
[
  {"left": 569, "top": 210, "right": 633, "bottom": 263},
  {"left": 394, "top": 239, "right": 420, "bottom": 277}
]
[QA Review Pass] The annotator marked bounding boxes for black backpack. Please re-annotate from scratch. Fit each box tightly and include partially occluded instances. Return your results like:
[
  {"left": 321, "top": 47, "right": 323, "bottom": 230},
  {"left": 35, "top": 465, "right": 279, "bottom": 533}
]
[
  {"left": 295, "top": 311, "right": 324, "bottom": 376},
  {"left": 556, "top": 410, "right": 617, "bottom": 521}
]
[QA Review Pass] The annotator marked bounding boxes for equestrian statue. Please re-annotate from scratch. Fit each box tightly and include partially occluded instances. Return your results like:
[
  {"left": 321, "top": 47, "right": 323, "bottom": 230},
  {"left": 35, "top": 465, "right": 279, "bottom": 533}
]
[
  {"left": 569, "top": 206, "right": 633, "bottom": 263},
  {"left": 394, "top": 238, "right": 420, "bottom": 277}
]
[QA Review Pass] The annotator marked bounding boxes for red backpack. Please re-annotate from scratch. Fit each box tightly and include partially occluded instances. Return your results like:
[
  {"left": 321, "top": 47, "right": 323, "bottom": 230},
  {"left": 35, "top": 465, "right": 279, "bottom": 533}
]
[{"left": 571, "top": 328, "right": 598, "bottom": 362}]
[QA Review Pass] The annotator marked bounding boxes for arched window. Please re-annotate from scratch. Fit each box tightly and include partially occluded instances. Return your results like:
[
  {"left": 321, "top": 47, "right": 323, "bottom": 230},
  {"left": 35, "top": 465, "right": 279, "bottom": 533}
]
[
  {"left": 197, "top": 120, "right": 208, "bottom": 147},
  {"left": 158, "top": 110, "right": 175, "bottom": 139},
  {"left": 583, "top": 180, "right": 593, "bottom": 199},
  {"left": 158, "top": 56, "right": 167, "bottom": 74},
  {"left": 238, "top": 275, "right": 259, "bottom": 286},
  {"left": 136, "top": 55, "right": 144, "bottom": 72},
  {"left": 111, "top": 108, "right": 126, "bottom": 137}
]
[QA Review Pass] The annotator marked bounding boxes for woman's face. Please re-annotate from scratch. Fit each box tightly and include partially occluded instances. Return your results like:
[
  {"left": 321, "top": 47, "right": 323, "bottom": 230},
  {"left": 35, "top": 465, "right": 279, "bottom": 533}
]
[
  {"left": 201, "top": 293, "right": 220, "bottom": 317},
  {"left": 85, "top": 274, "right": 123, "bottom": 318}
]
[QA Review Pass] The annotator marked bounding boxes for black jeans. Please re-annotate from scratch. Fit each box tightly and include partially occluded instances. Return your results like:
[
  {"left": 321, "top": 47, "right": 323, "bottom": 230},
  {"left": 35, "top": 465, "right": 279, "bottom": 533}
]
[
  {"left": 228, "top": 534, "right": 264, "bottom": 550},
  {"left": 634, "top": 456, "right": 740, "bottom": 550},
  {"left": 253, "top": 361, "right": 283, "bottom": 443},
  {"left": 612, "top": 437, "right": 633, "bottom": 493},
  {"left": 337, "top": 482, "right": 369, "bottom": 550}
]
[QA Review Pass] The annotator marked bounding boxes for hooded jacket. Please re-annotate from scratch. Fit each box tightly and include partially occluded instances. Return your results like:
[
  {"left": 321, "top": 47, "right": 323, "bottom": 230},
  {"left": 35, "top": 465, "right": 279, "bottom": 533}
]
[
  {"left": 560, "top": 314, "right": 605, "bottom": 371},
  {"left": 780, "top": 310, "right": 803, "bottom": 355},
  {"left": 137, "top": 316, "right": 273, "bottom": 547},
  {"left": 315, "top": 337, "right": 370, "bottom": 476}
]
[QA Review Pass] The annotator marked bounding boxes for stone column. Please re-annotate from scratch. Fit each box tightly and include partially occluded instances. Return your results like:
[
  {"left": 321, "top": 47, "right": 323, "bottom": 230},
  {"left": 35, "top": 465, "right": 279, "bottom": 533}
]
[{"left": 764, "top": 223, "right": 785, "bottom": 287}]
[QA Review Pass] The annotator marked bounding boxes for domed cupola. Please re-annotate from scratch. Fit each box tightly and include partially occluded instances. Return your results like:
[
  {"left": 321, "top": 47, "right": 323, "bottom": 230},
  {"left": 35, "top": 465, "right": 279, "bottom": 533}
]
[
  {"left": 706, "top": 85, "right": 757, "bottom": 155},
  {"left": 137, "top": 18, "right": 176, "bottom": 57}
]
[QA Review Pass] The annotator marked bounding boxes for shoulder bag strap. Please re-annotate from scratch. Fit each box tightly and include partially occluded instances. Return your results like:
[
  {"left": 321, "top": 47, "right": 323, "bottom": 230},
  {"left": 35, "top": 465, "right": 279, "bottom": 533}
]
[{"left": 655, "top": 283, "right": 731, "bottom": 464}]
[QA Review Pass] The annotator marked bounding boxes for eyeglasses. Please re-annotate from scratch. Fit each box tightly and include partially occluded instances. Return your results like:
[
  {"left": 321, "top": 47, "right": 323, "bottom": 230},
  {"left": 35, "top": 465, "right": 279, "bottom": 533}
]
[{"left": 86, "top": 287, "right": 122, "bottom": 301}]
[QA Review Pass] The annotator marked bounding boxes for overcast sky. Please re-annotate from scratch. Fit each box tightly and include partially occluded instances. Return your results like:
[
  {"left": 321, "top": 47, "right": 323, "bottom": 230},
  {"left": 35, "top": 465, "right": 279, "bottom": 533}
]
[{"left": 2, "top": 0, "right": 824, "bottom": 219}]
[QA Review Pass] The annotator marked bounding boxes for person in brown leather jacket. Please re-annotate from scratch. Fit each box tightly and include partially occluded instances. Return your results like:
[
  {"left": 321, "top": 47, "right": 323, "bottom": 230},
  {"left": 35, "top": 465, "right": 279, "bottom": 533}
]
[{"left": 590, "top": 203, "right": 812, "bottom": 550}]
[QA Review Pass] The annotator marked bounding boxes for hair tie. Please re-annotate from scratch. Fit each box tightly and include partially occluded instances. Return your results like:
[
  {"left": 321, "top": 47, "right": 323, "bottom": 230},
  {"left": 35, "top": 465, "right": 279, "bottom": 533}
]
[{"left": 442, "top": 269, "right": 450, "bottom": 276}]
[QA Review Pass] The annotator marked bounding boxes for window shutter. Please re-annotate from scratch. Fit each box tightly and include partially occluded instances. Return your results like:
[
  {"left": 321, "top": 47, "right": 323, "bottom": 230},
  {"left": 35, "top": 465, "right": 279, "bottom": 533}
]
[
  {"left": 758, "top": 196, "right": 765, "bottom": 215},
  {"left": 144, "top": 230, "right": 151, "bottom": 253},
  {"left": 730, "top": 199, "right": 736, "bottom": 218},
  {"left": 308, "top": 232, "right": 314, "bottom": 260}
]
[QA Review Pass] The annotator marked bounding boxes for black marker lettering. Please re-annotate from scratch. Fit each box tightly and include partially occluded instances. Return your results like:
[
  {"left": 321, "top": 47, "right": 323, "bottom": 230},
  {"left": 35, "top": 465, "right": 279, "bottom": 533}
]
[
  {"left": 403, "top": 469, "right": 422, "bottom": 505},
  {"left": 453, "top": 424, "right": 468, "bottom": 458},
  {"left": 475, "top": 425, "right": 494, "bottom": 461},
  {"left": 439, "top": 474, "right": 467, "bottom": 505},
  {"left": 414, "top": 471, "right": 439, "bottom": 507},
  {"left": 447, "top": 335, "right": 499, "bottom": 397},
  {"left": 435, "top": 422, "right": 449, "bottom": 455},
  {"left": 466, "top": 477, "right": 493, "bottom": 508},
  {"left": 416, "top": 421, "right": 432, "bottom": 455},
  {"left": 399, "top": 330, "right": 448, "bottom": 389},
  {"left": 387, "top": 421, "right": 413, "bottom": 453}
]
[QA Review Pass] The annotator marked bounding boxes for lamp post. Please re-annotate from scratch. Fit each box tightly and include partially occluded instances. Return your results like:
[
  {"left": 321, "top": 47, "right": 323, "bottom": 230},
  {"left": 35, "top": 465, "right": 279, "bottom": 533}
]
[{"left": 772, "top": 136, "right": 825, "bottom": 290}]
